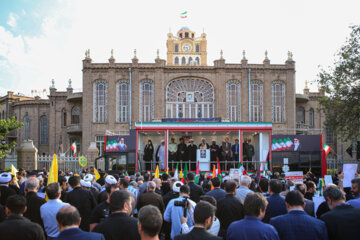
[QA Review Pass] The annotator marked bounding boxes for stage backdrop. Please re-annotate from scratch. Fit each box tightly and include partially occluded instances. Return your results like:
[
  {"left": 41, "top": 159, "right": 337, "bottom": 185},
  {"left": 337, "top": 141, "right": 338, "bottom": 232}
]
[{"left": 272, "top": 135, "right": 321, "bottom": 152}]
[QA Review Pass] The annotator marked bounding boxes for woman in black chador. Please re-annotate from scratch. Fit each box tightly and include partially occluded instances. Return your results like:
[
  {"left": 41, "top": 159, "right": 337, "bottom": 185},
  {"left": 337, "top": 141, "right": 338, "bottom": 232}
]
[{"left": 143, "top": 139, "right": 154, "bottom": 171}]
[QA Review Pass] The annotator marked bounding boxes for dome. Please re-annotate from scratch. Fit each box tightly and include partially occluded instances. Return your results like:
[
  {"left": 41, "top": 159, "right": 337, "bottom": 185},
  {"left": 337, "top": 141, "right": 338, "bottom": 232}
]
[{"left": 178, "top": 26, "right": 190, "bottom": 32}]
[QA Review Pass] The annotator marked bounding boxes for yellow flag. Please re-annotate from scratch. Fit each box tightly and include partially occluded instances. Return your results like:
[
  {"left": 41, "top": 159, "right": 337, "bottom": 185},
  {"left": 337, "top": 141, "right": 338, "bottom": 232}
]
[
  {"left": 166, "top": 168, "right": 169, "bottom": 175},
  {"left": 47, "top": 154, "right": 58, "bottom": 185},
  {"left": 94, "top": 168, "right": 101, "bottom": 181},
  {"left": 154, "top": 165, "right": 160, "bottom": 178},
  {"left": 179, "top": 170, "right": 183, "bottom": 179},
  {"left": 11, "top": 164, "right": 18, "bottom": 181}
]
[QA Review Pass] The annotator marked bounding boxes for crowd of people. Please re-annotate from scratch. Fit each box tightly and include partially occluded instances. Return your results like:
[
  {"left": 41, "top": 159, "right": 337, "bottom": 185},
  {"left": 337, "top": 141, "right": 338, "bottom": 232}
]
[
  {"left": 0, "top": 166, "right": 360, "bottom": 240},
  {"left": 143, "top": 137, "right": 255, "bottom": 171}
]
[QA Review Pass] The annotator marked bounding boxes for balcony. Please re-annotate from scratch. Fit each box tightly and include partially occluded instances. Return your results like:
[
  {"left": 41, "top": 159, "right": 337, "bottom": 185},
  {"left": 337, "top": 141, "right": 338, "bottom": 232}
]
[
  {"left": 67, "top": 92, "right": 82, "bottom": 102},
  {"left": 66, "top": 124, "right": 82, "bottom": 134},
  {"left": 296, "top": 94, "right": 309, "bottom": 104},
  {"left": 296, "top": 122, "right": 309, "bottom": 133}
]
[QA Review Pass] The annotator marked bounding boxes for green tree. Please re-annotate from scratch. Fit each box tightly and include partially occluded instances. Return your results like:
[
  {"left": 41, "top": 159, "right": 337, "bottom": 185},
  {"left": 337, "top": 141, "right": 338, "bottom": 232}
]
[
  {"left": 0, "top": 108, "right": 23, "bottom": 158},
  {"left": 316, "top": 25, "right": 360, "bottom": 141}
]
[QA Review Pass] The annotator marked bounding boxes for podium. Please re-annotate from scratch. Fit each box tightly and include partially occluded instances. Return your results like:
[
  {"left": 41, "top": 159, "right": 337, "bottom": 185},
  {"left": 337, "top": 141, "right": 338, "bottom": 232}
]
[{"left": 196, "top": 149, "right": 210, "bottom": 171}]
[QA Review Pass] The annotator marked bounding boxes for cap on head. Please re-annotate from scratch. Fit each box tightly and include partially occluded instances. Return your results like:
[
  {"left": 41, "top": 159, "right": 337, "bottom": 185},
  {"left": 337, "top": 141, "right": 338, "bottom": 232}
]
[
  {"left": 0, "top": 172, "right": 12, "bottom": 183},
  {"left": 80, "top": 180, "right": 91, "bottom": 188},
  {"left": 84, "top": 174, "right": 94, "bottom": 182},
  {"left": 105, "top": 175, "right": 117, "bottom": 185},
  {"left": 172, "top": 181, "right": 184, "bottom": 193}
]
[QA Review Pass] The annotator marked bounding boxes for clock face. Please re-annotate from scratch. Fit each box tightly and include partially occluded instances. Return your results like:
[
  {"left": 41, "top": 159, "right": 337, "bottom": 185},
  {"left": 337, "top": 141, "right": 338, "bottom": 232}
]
[{"left": 182, "top": 44, "right": 191, "bottom": 52}]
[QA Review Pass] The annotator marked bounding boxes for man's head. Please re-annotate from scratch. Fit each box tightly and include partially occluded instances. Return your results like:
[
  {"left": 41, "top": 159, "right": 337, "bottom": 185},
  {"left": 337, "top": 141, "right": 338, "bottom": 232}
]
[
  {"left": 235, "top": 139, "right": 239, "bottom": 144},
  {"left": 187, "top": 172, "right": 195, "bottom": 182},
  {"left": 5, "top": 195, "right": 27, "bottom": 216},
  {"left": 225, "top": 181, "right": 237, "bottom": 194},
  {"left": 323, "top": 184, "right": 346, "bottom": 209},
  {"left": 193, "top": 201, "right": 216, "bottom": 229},
  {"left": 225, "top": 137, "right": 229, "bottom": 143},
  {"left": 201, "top": 138, "right": 206, "bottom": 144},
  {"left": 269, "top": 179, "right": 283, "bottom": 194},
  {"left": 351, "top": 178, "right": 360, "bottom": 197},
  {"left": 285, "top": 191, "right": 305, "bottom": 211},
  {"left": 68, "top": 175, "right": 81, "bottom": 188},
  {"left": 200, "top": 195, "right": 217, "bottom": 208},
  {"left": 189, "top": 139, "right": 194, "bottom": 145},
  {"left": 110, "top": 190, "right": 133, "bottom": 215},
  {"left": 25, "top": 177, "right": 40, "bottom": 193},
  {"left": 306, "top": 181, "right": 316, "bottom": 194},
  {"left": 274, "top": 172, "right": 280, "bottom": 179},
  {"left": 179, "top": 185, "right": 190, "bottom": 196},
  {"left": 147, "top": 181, "right": 156, "bottom": 192},
  {"left": 56, "top": 206, "right": 81, "bottom": 232},
  {"left": 58, "top": 176, "right": 68, "bottom": 191},
  {"left": 138, "top": 205, "right": 163, "bottom": 238},
  {"left": 244, "top": 192, "right": 268, "bottom": 219},
  {"left": 211, "top": 177, "right": 221, "bottom": 188},
  {"left": 179, "top": 137, "right": 184, "bottom": 143},
  {"left": 294, "top": 183, "right": 306, "bottom": 196},
  {"left": 171, "top": 138, "right": 175, "bottom": 143},
  {"left": 153, "top": 178, "right": 161, "bottom": 189},
  {"left": 259, "top": 178, "right": 269, "bottom": 193},
  {"left": 120, "top": 178, "right": 129, "bottom": 190},
  {"left": 240, "top": 175, "right": 251, "bottom": 188},
  {"left": 143, "top": 173, "right": 150, "bottom": 182},
  {"left": 161, "top": 173, "right": 169, "bottom": 182}
]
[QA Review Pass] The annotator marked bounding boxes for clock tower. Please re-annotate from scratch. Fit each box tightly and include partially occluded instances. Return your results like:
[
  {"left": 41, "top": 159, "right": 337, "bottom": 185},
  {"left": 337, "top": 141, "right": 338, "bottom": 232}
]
[{"left": 167, "top": 26, "right": 207, "bottom": 66}]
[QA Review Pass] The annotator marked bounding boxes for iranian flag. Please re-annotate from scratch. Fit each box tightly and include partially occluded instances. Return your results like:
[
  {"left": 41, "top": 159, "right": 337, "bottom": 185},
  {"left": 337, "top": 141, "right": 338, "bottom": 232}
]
[
  {"left": 180, "top": 11, "right": 188, "bottom": 18},
  {"left": 216, "top": 157, "right": 223, "bottom": 182},
  {"left": 323, "top": 144, "right": 331, "bottom": 156},
  {"left": 174, "top": 163, "right": 179, "bottom": 180},
  {"left": 238, "top": 161, "right": 248, "bottom": 176},
  {"left": 194, "top": 160, "right": 200, "bottom": 184},
  {"left": 285, "top": 137, "right": 293, "bottom": 150},
  {"left": 71, "top": 142, "right": 77, "bottom": 156},
  {"left": 318, "top": 178, "right": 325, "bottom": 196}
]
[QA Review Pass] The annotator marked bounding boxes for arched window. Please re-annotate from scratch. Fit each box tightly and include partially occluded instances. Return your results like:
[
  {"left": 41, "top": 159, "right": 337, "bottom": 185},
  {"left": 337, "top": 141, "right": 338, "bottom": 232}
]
[
  {"left": 188, "top": 57, "right": 193, "bottom": 64},
  {"left": 40, "top": 115, "right": 48, "bottom": 144},
  {"left": 140, "top": 81, "right": 154, "bottom": 122},
  {"left": 166, "top": 78, "right": 215, "bottom": 118},
  {"left": 250, "top": 81, "right": 263, "bottom": 122},
  {"left": 94, "top": 81, "right": 108, "bottom": 122},
  {"left": 296, "top": 107, "right": 305, "bottom": 123},
  {"left": 117, "top": 82, "right": 129, "bottom": 122},
  {"left": 309, "top": 108, "right": 314, "bottom": 127},
  {"left": 61, "top": 108, "right": 67, "bottom": 127},
  {"left": 175, "top": 44, "right": 179, "bottom": 52},
  {"left": 174, "top": 57, "right": 179, "bottom": 64},
  {"left": 196, "top": 44, "right": 200, "bottom": 52},
  {"left": 23, "top": 116, "right": 31, "bottom": 140},
  {"left": 227, "top": 82, "right": 241, "bottom": 122},
  {"left": 181, "top": 57, "right": 186, "bottom": 65},
  {"left": 272, "top": 82, "right": 285, "bottom": 123},
  {"left": 71, "top": 106, "right": 80, "bottom": 124},
  {"left": 195, "top": 57, "right": 200, "bottom": 65}
]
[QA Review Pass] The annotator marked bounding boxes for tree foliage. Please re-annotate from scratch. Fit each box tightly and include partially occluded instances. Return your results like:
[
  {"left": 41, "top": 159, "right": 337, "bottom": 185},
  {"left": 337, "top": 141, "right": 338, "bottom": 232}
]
[
  {"left": 0, "top": 112, "right": 23, "bottom": 158},
  {"left": 316, "top": 25, "right": 360, "bottom": 141}
]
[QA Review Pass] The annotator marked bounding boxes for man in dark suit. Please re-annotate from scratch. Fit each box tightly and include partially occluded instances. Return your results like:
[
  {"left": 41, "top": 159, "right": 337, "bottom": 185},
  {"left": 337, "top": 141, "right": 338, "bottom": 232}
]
[
  {"left": 263, "top": 179, "right": 287, "bottom": 223},
  {"left": 187, "top": 173, "right": 204, "bottom": 203},
  {"left": 270, "top": 191, "right": 328, "bottom": 240},
  {"left": 0, "top": 172, "right": 17, "bottom": 206},
  {"left": 66, "top": 175, "right": 97, "bottom": 232},
  {"left": 294, "top": 183, "right": 315, "bottom": 217},
  {"left": 136, "top": 181, "right": 165, "bottom": 215},
  {"left": 216, "top": 181, "right": 244, "bottom": 239},
  {"left": 177, "top": 138, "right": 188, "bottom": 170},
  {"left": 0, "top": 195, "right": 45, "bottom": 240},
  {"left": 231, "top": 139, "right": 240, "bottom": 168},
  {"left": 24, "top": 177, "right": 46, "bottom": 226},
  {"left": 138, "top": 205, "right": 163, "bottom": 240},
  {"left": 175, "top": 201, "right": 221, "bottom": 240},
  {"left": 93, "top": 190, "right": 140, "bottom": 240},
  {"left": 56, "top": 206, "right": 104, "bottom": 240},
  {"left": 187, "top": 139, "right": 197, "bottom": 171},
  {"left": 321, "top": 185, "right": 360, "bottom": 240},
  {"left": 206, "top": 177, "right": 226, "bottom": 202}
]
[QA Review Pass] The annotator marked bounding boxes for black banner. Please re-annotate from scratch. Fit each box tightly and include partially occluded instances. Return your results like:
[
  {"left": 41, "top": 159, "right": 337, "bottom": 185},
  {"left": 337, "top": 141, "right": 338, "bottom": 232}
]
[
  {"left": 105, "top": 130, "right": 136, "bottom": 152},
  {"left": 272, "top": 135, "right": 320, "bottom": 152}
]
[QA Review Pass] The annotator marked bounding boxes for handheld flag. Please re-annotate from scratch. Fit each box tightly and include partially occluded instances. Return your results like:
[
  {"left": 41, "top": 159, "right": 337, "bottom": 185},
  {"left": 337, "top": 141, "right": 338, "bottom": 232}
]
[
  {"left": 179, "top": 170, "right": 184, "bottom": 179},
  {"left": 216, "top": 157, "right": 223, "bottom": 182},
  {"left": 155, "top": 165, "right": 160, "bottom": 178},
  {"left": 94, "top": 168, "right": 101, "bottom": 181},
  {"left": 174, "top": 162, "right": 179, "bottom": 180},
  {"left": 71, "top": 141, "right": 77, "bottom": 156},
  {"left": 238, "top": 161, "right": 248, "bottom": 176},
  {"left": 183, "top": 163, "right": 188, "bottom": 180},
  {"left": 46, "top": 154, "right": 58, "bottom": 201},
  {"left": 318, "top": 178, "right": 325, "bottom": 196},
  {"left": 11, "top": 164, "right": 18, "bottom": 181},
  {"left": 323, "top": 144, "right": 331, "bottom": 156},
  {"left": 180, "top": 11, "right": 188, "bottom": 18},
  {"left": 194, "top": 160, "right": 200, "bottom": 184},
  {"left": 211, "top": 164, "right": 216, "bottom": 190}
]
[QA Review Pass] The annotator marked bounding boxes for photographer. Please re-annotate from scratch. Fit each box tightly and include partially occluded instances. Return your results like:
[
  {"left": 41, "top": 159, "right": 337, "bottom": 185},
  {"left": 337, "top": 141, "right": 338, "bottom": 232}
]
[{"left": 164, "top": 183, "right": 196, "bottom": 240}]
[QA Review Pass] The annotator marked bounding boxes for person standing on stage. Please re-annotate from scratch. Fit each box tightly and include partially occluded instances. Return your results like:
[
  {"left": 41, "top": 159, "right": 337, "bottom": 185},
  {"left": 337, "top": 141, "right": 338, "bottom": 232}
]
[
  {"left": 157, "top": 140, "right": 166, "bottom": 171},
  {"left": 221, "top": 137, "right": 232, "bottom": 170},
  {"left": 232, "top": 139, "right": 240, "bottom": 168},
  {"left": 168, "top": 138, "right": 177, "bottom": 166},
  {"left": 199, "top": 138, "right": 209, "bottom": 149},
  {"left": 210, "top": 140, "right": 220, "bottom": 166},
  {"left": 177, "top": 137, "right": 187, "bottom": 169},
  {"left": 143, "top": 140, "right": 154, "bottom": 171},
  {"left": 187, "top": 139, "right": 197, "bottom": 171}
]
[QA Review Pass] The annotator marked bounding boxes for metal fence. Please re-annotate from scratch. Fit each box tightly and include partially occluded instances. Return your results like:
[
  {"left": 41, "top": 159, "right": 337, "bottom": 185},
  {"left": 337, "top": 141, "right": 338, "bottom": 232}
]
[{"left": 38, "top": 155, "right": 84, "bottom": 173}]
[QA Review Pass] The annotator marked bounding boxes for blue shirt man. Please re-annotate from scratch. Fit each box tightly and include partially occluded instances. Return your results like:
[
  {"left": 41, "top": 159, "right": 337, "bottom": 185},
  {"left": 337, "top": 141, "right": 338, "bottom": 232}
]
[
  {"left": 347, "top": 178, "right": 360, "bottom": 208},
  {"left": 40, "top": 183, "right": 70, "bottom": 239},
  {"left": 227, "top": 192, "right": 279, "bottom": 240},
  {"left": 164, "top": 183, "right": 196, "bottom": 239},
  {"left": 347, "top": 196, "right": 360, "bottom": 208},
  {"left": 206, "top": 177, "right": 226, "bottom": 202}
]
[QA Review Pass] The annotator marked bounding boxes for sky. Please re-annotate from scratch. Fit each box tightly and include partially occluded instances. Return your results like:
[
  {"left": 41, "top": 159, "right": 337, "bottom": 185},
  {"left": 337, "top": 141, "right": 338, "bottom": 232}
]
[{"left": 0, "top": 0, "right": 360, "bottom": 97}]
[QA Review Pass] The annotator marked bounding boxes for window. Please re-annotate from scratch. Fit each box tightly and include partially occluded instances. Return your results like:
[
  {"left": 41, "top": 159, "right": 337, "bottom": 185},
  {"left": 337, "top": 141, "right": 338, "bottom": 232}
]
[
  {"left": 192, "top": 33, "right": 194, "bottom": 38},
  {"left": 61, "top": 108, "right": 67, "bottom": 127},
  {"left": 326, "top": 126, "right": 334, "bottom": 144},
  {"left": 179, "top": 33, "right": 183, "bottom": 38},
  {"left": 94, "top": 81, "right": 108, "bottom": 122},
  {"left": 188, "top": 57, "right": 193, "bottom": 64},
  {"left": 174, "top": 57, "right": 179, "bottom": 64},
  {"left": 185, "top": 32, "right": 189, "bottom": 38},
  {"left": 181, "top": 57, "right": 186, "bottom": 65},
  {"left": 195, "top": 57, "right": 200, "bottom": 65},
  {"left": 140, "top": 81, "right": 154, "bottom": 122},
  {"left": 40, "top": 115, "right": 48, "bottom": 144},
  {"left": 309, "top": 108, "right": 314, "bottom": 127},
  {"left": 250, "top": 81, "right": 263, "bottom": 122},
  {"left": 227, "top": 82, "right": 241, "bottom": 122},
  {"left": 71, "top": 106, "right": 80, "bottom": 124},
  {"left": 117, "top": 82, "right": 129, "bottom": 122},
  {"left": 96, "top": 136, "right": 105, "bottom": 156},
  {"left": 272, "top": 82, "right": 285, "bottom": 123},
  {"left": 296, "top": 107, "right": 305, "bottom": 123},
  {"left": 166, "top": 78, "right": 215, "bottom": 118},
  {"left": 23, "top": 116, "right": 30, "bottom": 140},
  {"left": 196, "top": 44, "right": 200, "bottom": 52},
  {"left": 175, "top": 44, "right": 179, "bottom": 52}
]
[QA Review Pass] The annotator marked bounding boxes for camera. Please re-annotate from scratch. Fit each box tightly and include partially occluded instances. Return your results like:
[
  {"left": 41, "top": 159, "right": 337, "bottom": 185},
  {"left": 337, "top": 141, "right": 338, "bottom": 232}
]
[{"left": 174, "top": 196, "right": 189, "bottom": 217}]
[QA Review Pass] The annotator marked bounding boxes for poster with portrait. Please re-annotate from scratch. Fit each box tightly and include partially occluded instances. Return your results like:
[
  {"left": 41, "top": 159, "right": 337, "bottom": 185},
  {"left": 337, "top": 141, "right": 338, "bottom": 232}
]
[{"left": 105, "top": 131, "right": 136, "bottom": 153}]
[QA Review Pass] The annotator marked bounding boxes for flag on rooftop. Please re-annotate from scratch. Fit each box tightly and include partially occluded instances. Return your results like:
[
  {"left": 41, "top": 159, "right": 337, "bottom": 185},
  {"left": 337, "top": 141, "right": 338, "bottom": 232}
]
[{"left": 180, "top": 11, "right": 188, "bottom": 18}]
